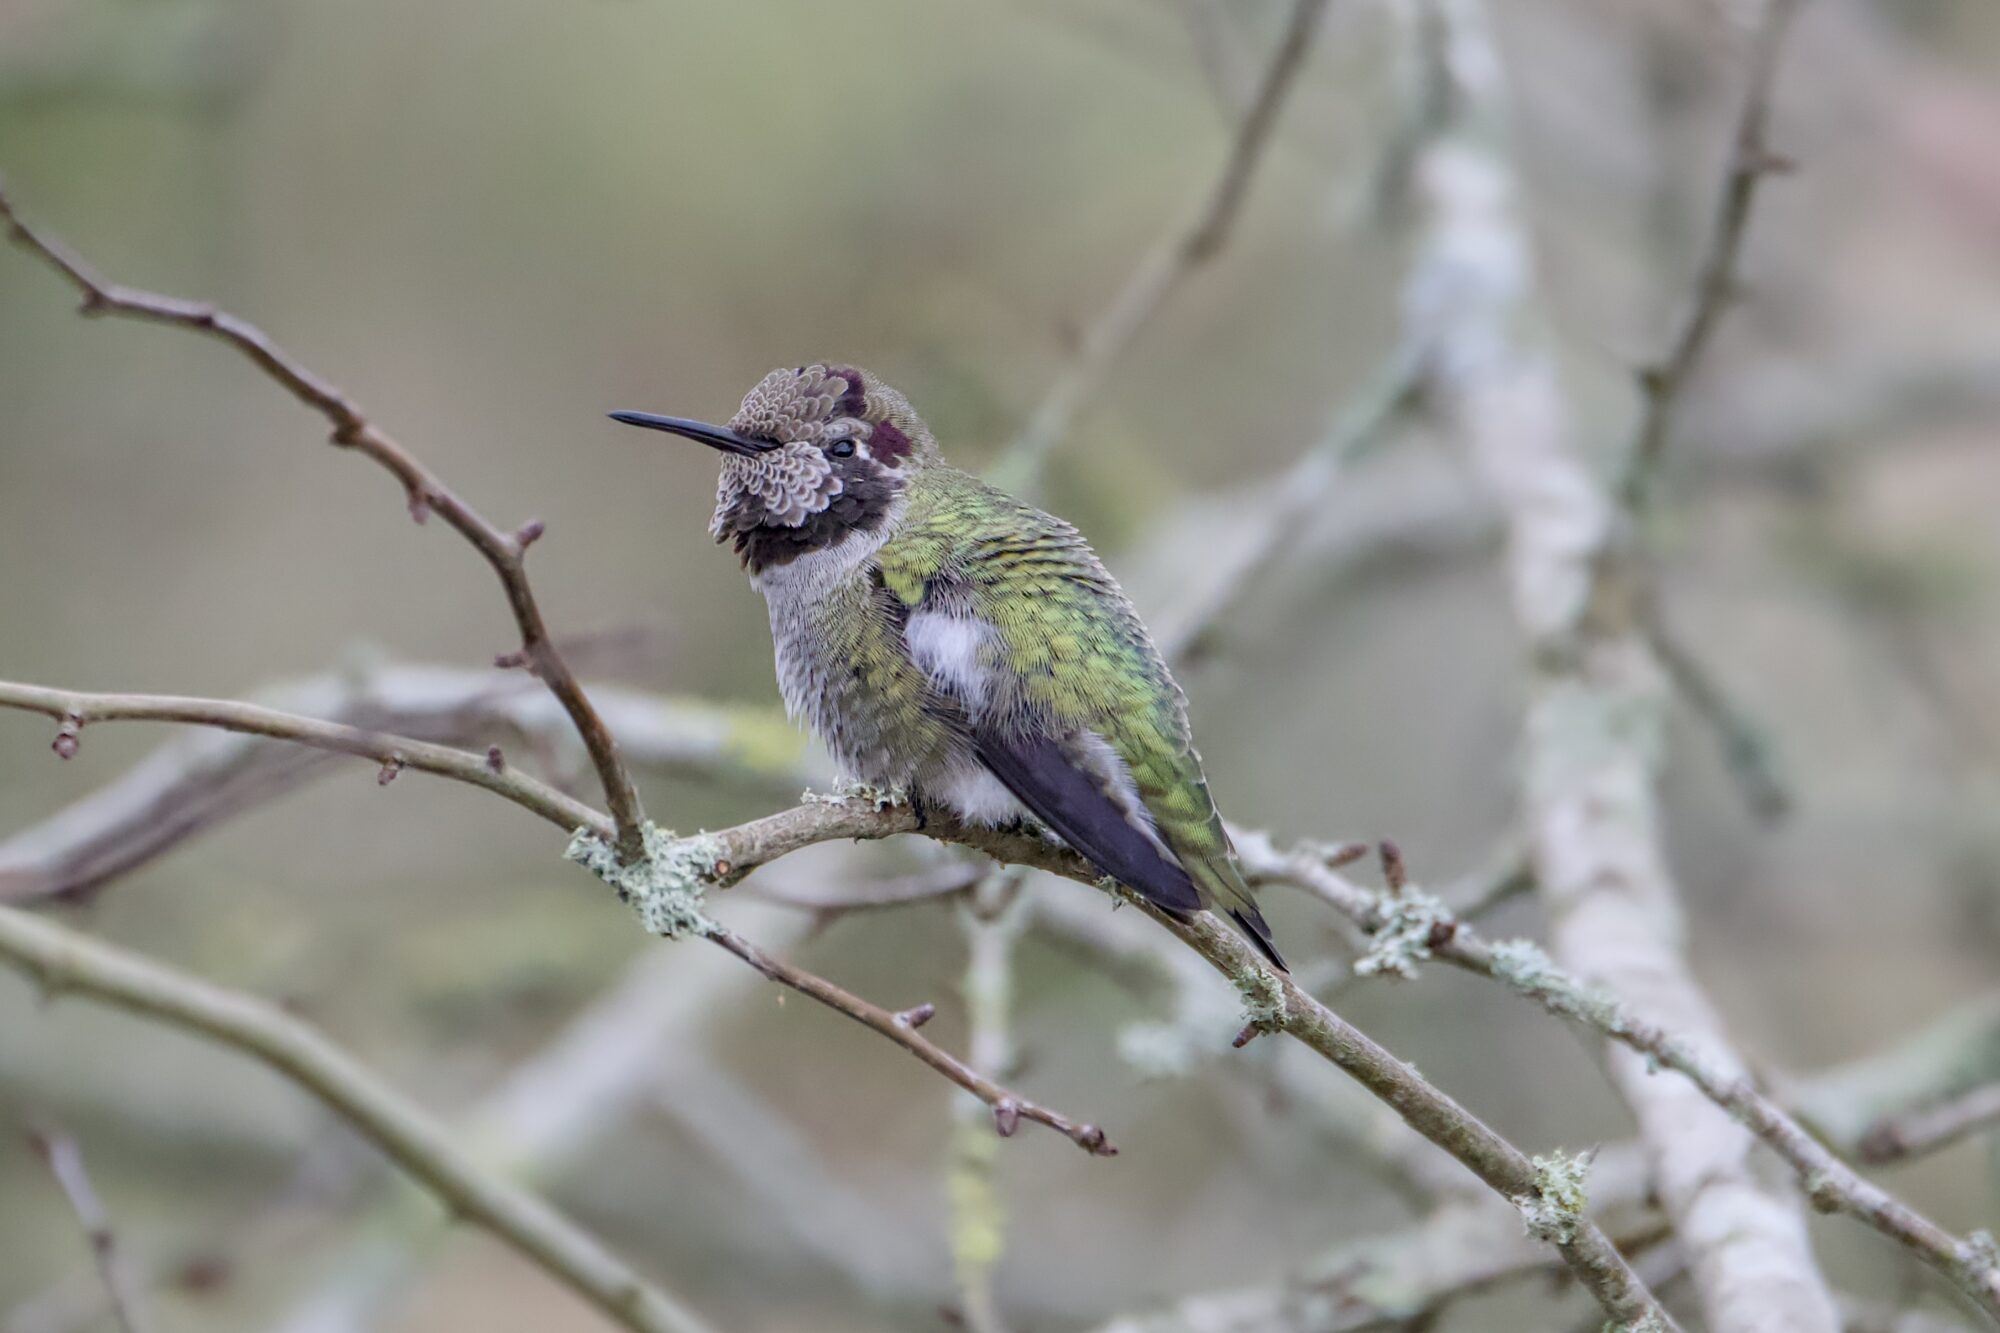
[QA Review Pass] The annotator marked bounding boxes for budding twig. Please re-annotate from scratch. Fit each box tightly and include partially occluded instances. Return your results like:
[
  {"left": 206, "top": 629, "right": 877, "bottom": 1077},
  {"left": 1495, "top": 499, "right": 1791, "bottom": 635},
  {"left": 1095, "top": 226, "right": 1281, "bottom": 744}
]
[{"left": 0, "top": 183, "right": 647, "bottom": 858}]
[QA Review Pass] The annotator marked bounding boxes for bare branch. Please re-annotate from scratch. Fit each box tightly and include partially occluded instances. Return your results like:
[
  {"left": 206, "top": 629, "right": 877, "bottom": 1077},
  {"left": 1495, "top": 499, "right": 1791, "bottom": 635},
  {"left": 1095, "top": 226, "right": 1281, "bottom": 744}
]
[
  {"left": 0, "top": 664, "right": 818, "bottom": 905},
  {"left": 1617, "top": 0, "right": 1804, "bottom": 509},
  {"left": 25, "top": 1128, "right": 152, "bottom": 1333},
  {"left": 1789, "top": 993, "right": 2000, "bottom": 1158},
  {"left": 0, "top": 184, "right": 648, "bottom": 856},
  {"left": 0, "top": 906, "right": 712, "bottom": 1333},
  {"left": 707, "top": 921, "right": 1115, "bottom": 1157},
  {"left": 989, "top": 0, "right": 1331, "bottom": 488},
  {"left": 0, "top": 679, "right": 610, "bottom": 840},
  {"left": 1857, "top": 1082, "right": 2000, "bottom": 1167},
  {"left": 1155, "top": 342, "right": 1426, "bottom": 665},
  {"left": 1649, "top": 614, "right": 1792, "bottom": 822}
]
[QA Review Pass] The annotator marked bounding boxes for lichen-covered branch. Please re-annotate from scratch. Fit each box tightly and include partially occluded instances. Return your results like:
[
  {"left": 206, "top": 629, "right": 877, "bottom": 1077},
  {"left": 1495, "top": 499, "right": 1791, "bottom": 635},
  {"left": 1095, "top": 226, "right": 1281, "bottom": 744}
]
[
  {"left": 1394, "top": 0, "right": 1839, "bottom": 1325},
  {"left": 1254, "top": 836, "right": 2000, "bottom": 1319},
  {"left": 0, "top": 905, "right": 713, "bottom": 1333},
  {"left": 0, "top": 184, "right": 648, "bottom": 856},
  {"left": 622, "top": 801, "right": 1674, "bottom": 1327}
]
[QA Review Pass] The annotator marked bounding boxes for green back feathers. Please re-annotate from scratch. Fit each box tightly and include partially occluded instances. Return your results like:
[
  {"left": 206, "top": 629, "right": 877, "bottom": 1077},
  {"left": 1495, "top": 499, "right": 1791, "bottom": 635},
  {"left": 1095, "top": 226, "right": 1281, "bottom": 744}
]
[{"left": 878, "top": 469, "right": 1261, "bottom": 926}]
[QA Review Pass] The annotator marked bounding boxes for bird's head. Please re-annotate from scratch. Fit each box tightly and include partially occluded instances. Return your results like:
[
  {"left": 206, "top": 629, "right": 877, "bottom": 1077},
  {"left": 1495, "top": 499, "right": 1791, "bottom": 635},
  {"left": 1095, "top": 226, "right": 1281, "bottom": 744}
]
[{"left": 612, "top": 364, "right": 936, "bottom": 568}]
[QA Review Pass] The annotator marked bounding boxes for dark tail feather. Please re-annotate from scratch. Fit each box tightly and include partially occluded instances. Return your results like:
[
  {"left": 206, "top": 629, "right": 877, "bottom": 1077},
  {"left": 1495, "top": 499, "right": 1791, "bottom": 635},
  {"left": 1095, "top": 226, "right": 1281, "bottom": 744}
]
[{"left": 1230, "top": 905, "right": 1288, "bottom": 973}]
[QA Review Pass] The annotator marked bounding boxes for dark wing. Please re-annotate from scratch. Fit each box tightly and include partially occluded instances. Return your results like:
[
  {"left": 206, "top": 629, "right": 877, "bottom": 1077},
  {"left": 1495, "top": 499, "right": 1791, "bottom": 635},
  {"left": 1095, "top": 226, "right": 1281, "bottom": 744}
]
[{"left": 972, "top": 731, "right": 1201, "bottom": 915}]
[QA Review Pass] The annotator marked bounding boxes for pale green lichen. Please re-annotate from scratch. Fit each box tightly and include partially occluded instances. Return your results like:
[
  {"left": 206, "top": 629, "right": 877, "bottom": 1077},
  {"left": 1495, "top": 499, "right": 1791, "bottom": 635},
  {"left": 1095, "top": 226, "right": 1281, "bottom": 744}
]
[
  {"left": 1234, "top": 960, "right": 1289, "bottom": 1034},
  {"left": 801, "top": 775, "right": 910, "bottom": 811},
  {"left": 1354, "top": 889, "right": 1453, "bottom": 980},
  {"left": 1515, "top": 1147, "right": 1593, "bottom": 1246},
  {"left": 565, "top": 822, "right": 721, "bottom": 940},
  {"left": 1964, "top": 1229, "right": 2000, "bottom": 1283},
  {"left": 1489, "top": 937, "right": 1629, "bottom": 1034}
]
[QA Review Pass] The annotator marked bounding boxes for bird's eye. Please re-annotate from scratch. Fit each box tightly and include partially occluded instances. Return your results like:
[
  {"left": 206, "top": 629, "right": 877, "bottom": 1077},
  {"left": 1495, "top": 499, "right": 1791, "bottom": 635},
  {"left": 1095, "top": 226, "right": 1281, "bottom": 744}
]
[{"left": 828, "top": 439, "right": 856, "bottom": 458}]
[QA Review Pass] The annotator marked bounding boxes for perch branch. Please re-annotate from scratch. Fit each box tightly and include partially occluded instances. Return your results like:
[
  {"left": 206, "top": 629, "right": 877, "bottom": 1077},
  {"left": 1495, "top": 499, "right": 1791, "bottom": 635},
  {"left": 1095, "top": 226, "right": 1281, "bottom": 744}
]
[
  {"left": 0, "top": 673, "right": 1114, "bottom": 1161},
  {"left": 989, "top": 0, "right": 1331, "bottom": 487},
  {"left": 0, "top": 905, "right": 713, "bottom": 1333},
  {"left": 0, "top": 183, "right": 648, "bottom": 857},
  {"left": 617, "top": 802, "right": 1676, "bottom": 1327}
]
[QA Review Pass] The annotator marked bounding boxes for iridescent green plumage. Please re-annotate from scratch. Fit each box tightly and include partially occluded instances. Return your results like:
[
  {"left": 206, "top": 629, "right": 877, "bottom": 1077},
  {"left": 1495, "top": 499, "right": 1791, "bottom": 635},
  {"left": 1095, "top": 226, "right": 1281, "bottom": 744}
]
[
  {"left": 615, "top": 364, "right": 1282, "bottom": 967},
  {"left": 878, "top": 470, "right": 1271, "bottom": 944}
]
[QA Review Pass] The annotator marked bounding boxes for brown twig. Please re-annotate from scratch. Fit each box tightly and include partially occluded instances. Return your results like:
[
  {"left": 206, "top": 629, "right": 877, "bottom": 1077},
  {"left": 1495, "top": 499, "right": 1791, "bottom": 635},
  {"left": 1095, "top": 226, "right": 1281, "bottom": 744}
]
[
  {"left": 0, "top": 663, "right": 818, "bottom": 906},
  {"left": 0, "top": 907, "right": 713, "bottom": 1333},
  {"left": 26, "top": 1127, "right": 152, "bottom": 1333},
  {"left": 988, "top": 0, "right": 1331, "bottom": 488},
  {"left": 0, "top": 184, "right": 647, "bottom": 857},
  {"left": 1858, "top": 1082, "right": 2000, "bottom": 1166},
  {"left": 0, "top": 680, "right": 610, "bottom": 840},
  {"left": 1616, "top": 0, "right": 1804, "bottom": 510},
  {"left": 707, "top": 925, "right": 1114, "bottom": 1157}
]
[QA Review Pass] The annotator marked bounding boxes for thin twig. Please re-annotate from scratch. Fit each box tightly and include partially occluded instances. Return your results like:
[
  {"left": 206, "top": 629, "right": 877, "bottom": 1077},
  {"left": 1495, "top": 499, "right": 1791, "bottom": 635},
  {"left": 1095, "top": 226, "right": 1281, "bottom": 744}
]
[
  {"left": 1156, "top": 340, "right": 1427, "bottom": 664},
  {"left": 0, "top": 663, "right": 819, "bottom": 906},
  {"left": 1649, "top": 615, "right": 1792, "bottom": 822},
  {"left": 1615, "top": 0, "right": 1804, "bottom": 510},
  {"left": 988, "top": 0, "right": 1332, "bottom": 489},
  {"left": 25, "top": 1128, "right": 152, "bottom": 1333},
  {"left": 0, "top": 680, "right": 610, "bottom": 839},
  {"left": 0, "top": 184, "right": 648, "bottom": 857},
  {"left": 0, "top": 906, "right": 712, "bottom": 1333},
  {"left": 1858, "top": 1082, "right": 2000, "bottom": 1166},
  {"left": 707, "top": 924, "right": 1115, "bottom": 1157}
]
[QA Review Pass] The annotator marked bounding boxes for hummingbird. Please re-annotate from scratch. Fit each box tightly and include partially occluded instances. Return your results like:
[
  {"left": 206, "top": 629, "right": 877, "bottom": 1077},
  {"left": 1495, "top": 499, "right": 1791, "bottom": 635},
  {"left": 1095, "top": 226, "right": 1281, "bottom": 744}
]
[{"left": 611, "top": 364, "right": 1284, "bottom": 969}]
